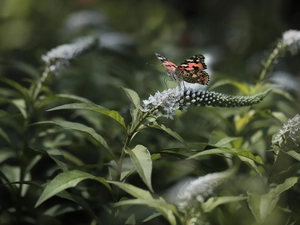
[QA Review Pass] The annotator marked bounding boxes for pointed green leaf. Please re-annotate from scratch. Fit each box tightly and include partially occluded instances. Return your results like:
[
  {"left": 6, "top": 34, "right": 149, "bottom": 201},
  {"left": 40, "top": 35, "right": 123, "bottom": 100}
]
[
  {"left": 35, "top": 121, "right": 116, "bottom": 160},
  {"left": 248, "top": 192, "right": 279, "bottom": 223},
  {"left": 114, "top": 199, "right": 177, "bottom": 225},
  {"left": 56, "top": 191, "right": 102, "bottom": 224},
  {"left": 0, "top": 128, "right": 12, "bottom": 146},
  {"left": 0, "top": 77, "right": 29, "bottom": 100},
  {"left": 209, "top": 79, "right": 250, "bottom": 94},
  {"left": 189, "top": 148, "right": 263, "bottom": 164},
  {"left": 130, "top": 108, "right": 139, "bottom": 123},
  {"left": 285, "top": 150, "right": 300, "bottom": 162},
  {"left": 142, "top": 213, "right": 161, "bottom": 223},
  {"left": 125, "top": 214, "right": 136, "bottom": 225},
  {"left": 272, "top": 177, "right": 299, "bottom": 195},
  {"left": 215, "top": 137, "right": 242, "bottom": 147},
  {"left": 189, "top": 147, "right": 263, "bottom": 176},
  {"left": 47, "top": 103, "right": 126, "bottom": 129},
  {"left": 109, "top": 181, "right": 179, "bottom": 224},
  {"left": 55, "top": 94, "right": 93, "bottom": 103},
  {"left": 202, "top": 196, "right": 247, "bottom": 213},
  {"left": 32, "top": 148, "right": 68, "bottom": 172},
  {"left": 35, "top": 170, "right": 96, "bottom": 207},
  {"left": 148, "top": 123, "right": 188, "bottom": 147},
  {"left": 12, "top": 99, "right": 27, "bottom": 118},
  {"left": 108, "top": 181, "right": 153, "bottom": 200},
  {"left": 122, "top": 87, "right": 140, "bottom": 109},
  {"left": 38, "top": 93, "right": 92, "bottom": 107},
  {"left": 248, "top": 177, "right": 299, "bottom": 223},
  {"left": 126, "top": 145, "right": 153, "bottom": 192}
]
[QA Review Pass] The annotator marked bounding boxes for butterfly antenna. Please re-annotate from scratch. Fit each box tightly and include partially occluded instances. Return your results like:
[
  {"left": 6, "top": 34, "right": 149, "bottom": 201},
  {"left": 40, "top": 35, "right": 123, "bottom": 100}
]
[{"left": 147, "top": 62, "right": 157, "bottom": 68}]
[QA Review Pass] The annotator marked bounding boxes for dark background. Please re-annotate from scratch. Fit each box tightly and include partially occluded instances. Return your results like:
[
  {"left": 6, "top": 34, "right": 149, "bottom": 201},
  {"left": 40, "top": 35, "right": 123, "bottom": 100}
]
[{"left": 1, "top": 0, "right": 300, "bottom": 98}]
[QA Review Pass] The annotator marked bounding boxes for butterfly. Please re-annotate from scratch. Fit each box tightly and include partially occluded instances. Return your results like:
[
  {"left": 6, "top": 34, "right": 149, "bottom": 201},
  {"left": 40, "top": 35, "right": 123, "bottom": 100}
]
[{"left": 155, "top": 53, "right": 210, "bottom": 85}]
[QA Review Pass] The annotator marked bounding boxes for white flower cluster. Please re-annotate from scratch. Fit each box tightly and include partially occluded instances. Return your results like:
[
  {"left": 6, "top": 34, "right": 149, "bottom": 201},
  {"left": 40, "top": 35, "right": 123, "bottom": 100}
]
[
  {"left": 272, "top": 114, "right": 300, "bottom": 149},
  {"left": 42, "top": 36, "right": 98, "bottom": 75},
  {"left": 176, "top": 171, "right": 230, "bottom": 210},
  {"left": 281, "top": 30, "right": 300, "bottom": 54},
  {"left": 140, "top": 86, "right": 185, "bottom": 119}
]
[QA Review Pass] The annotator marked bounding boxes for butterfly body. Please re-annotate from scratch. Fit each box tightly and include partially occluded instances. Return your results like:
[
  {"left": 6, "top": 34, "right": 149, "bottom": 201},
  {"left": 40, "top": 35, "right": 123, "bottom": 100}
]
[{"left": 155, "top": 53, "right": 210, "bottom": 85}]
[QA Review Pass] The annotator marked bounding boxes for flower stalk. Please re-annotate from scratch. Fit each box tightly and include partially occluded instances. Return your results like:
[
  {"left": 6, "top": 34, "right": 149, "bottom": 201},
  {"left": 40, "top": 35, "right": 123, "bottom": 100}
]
[
  {"left": 258, "top": 29, "right": 300, "bottom": 84},
  {"left": 177, "top": 159, "right": 240, "bottom": 210},
  {"left": 32, "top": 37, "right": 98, "bottom": 101},
  {"left": 141, "top": 87, "right": 271, "bottom": 120}
]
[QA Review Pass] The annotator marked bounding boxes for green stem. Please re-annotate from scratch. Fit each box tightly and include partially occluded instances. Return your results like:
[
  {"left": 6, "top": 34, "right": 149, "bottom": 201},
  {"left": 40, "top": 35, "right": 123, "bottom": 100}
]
[
  {"left": 257, "top": 41, "right": 286, "bottom": 85},
  {"left": 32, "top": 67, "right": 51, "bottom": 101},
  {"left": 111, "top": 105, "right": 161, "bottom": 224},
  {"left": 116, "top": 106, "right": 159, "bottom": 182}
]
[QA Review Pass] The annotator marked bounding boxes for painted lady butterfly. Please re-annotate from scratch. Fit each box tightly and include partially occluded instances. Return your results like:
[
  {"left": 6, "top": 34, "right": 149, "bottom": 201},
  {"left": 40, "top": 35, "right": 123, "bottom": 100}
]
[{"left": 155, "top": 53, "right": 210, "bottom": 85}]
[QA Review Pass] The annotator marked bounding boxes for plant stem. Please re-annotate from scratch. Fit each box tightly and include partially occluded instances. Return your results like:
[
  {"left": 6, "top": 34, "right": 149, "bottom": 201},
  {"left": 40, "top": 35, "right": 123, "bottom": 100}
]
[
  {"left": 32, "top": 67, "right": 51, "bottom": 101},
  {"left": 257, "top": 41, "right": 285, "bottom": 85}
]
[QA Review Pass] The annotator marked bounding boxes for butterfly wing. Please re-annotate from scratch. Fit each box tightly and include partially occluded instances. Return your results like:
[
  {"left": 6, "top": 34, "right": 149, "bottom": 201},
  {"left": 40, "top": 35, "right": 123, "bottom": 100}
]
[
  {"left": 176, "top": 54, "right": 210, "bottom": 85},
  {"left": 155, "top": 53, "right": 178, "bottom": 81}
]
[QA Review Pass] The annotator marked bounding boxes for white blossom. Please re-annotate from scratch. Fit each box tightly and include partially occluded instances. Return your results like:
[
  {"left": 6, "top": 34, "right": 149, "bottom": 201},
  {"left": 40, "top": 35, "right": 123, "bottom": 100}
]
[
  {"left": 281, "top": 30, "right": 300, "bottom": 54},
  {"left": 42, "top": 36, "right": 98, "bottom": 75},
  {"left": 176, "top": 168, "right": 236, "bottom": 210},
  {"left": 140, "top": 86, "right": 184, "bottom": 119},
  {"left": 272, "top": 114, "right": 300, "bottom": 149}
]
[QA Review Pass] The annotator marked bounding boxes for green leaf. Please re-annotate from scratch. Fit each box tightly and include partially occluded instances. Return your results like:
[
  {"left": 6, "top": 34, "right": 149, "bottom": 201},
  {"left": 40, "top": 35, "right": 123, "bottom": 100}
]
[
  {"left": 35, "top": 170, "right": 109, "bottom": 207},
  {"left": 248, "top": 192, "right": 277, "bottom": 224},
  {"left": 61, "top": 150, "right": 84, "bottom": 166},
  {"left": 108, "top": 181, "right": 153, "bottom": 200},
  {"left": 214, "top": 137, "right": 242, "bottom": 147},
  {"left": 122, "top": 87, "right": 140, "bottom": 109},
  {"left": 32, "top": 148, "right": 68, "bottom": 172},
  {"left": 285, "top": 150, "right": 300, "bottom": 162},
  {"left": 189, "top": 147, "right": 263, "bottom": 176},
  {"left": 35, "top": 121, "right": 116, "bottom": 160},
  {"left": 189, "top": 148, "right": 263, "bottom": 164},
  {"left": 142, "top": 213, "right": 161, "bottom": 223},
  {"left": 125, "top": 214, "right": 136, "bottom": 225},
  {"left": 270, "top": 111, "right": 288, "bottom": 124},
  {"left": 0, "top": 77, "right": 30, "bottom": 100},
  {"left": 0, "top": 127, "right": 12, "bottom": 146},
  {"left": 202, "top": 196, "right": 247, "bottom": 213},
  {"left": 0, "top": 148, "right": 16, "bottom": 164},
  {"left": 12, "top": 99, "right": 27, "bottom": 118},
  {"left": 38, "top": 93, "right": 93, "bottom": 107},
  {"left": 114, "top": 199, "right": 177, "bottom": 225},
  {"left": 47, "top": 103, "right": 126, "bottom": 129},
  {"left": 126, "top": 145, "right": 153, "bottom": 192},
  {"left": 248, "top": 177, "right": 299, "bottom": 224},
  {"left": 109, "top": 181, "right": 178, "bottom": 225},
  {"left": 55, "top": 191, "right": 102, "bottom": 225},
  {"left": 130, "top": 108, "right": 139, "bottom": 123},
  {"left": 272, "top": 176, "right": 299, "bottom": 195},
  {"left": 209, "top": 79, "right": 250, "bottom": 94},
  {"left": 148, "top": 123, "right": 188, "bottom": 147},
  {"left": 55, "top": 94, "right": 93, "bottom": 103},
  {"left": 272, "top": 88, "right": 295, "bottom": 102}
]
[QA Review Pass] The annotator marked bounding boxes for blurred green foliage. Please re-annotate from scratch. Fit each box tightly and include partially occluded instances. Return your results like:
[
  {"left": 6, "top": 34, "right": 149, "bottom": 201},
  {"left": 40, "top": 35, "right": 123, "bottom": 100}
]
[{"left": 1, "top": 0, "right": 300, "bottom": 224}]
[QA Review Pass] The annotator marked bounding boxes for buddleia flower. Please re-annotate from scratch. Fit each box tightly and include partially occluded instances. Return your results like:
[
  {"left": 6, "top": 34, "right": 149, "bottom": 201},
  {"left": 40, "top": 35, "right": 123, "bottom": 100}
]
[
  {"left": 259, "top": 30, "right": 300, "bottom": 82},
  {"left": 280, "top": 29, "right": 300, "bottom": 55},
  {"left": 42, "top": 36, "right": 98, "bottom": 76},
  {"left": 176, "top": 162, "right": 239, "bottom": 210},
  {"left": 140, "top": 87, "right": 271, "bottom": 120},
  {"left": 272, "top": 114, "right": 300, "bottom": 150}
]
